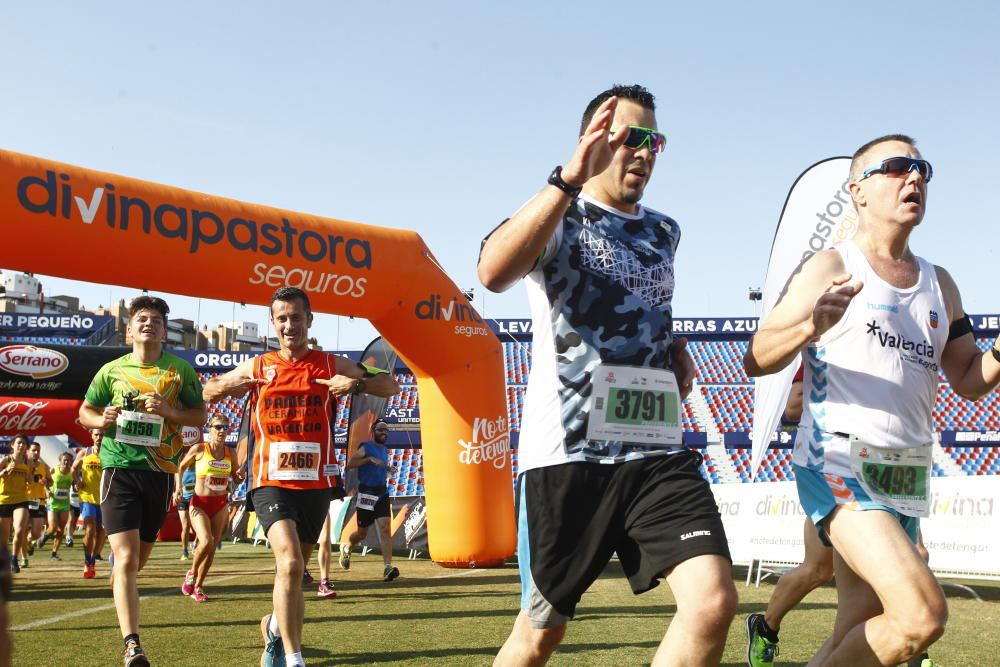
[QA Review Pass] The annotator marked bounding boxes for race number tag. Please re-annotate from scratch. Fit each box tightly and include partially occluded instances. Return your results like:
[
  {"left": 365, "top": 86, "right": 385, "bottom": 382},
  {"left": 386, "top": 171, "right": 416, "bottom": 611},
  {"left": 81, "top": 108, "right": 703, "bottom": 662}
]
[
  {"left": 268, "top": 442, "right": 321, "bottom": 481},
  {"left": 52, "top": 488, "right": 70, "bottom": 500},
  {"left": 27, "top": 499, "right": 40, "bottom": 510},
  {"left": 183, "top": 480, "right": 196, "bottom": 495},
  {"left": 206, "top": 475, "right": 229, "bottom": 492},
  {"left": 357, "top": 493, "right": 379, "bottom": 511},
  {"left": 115, "top": 410, "right": 164, "bottom": 448},
  {"left": 586, "top": 365, "right": 682, "bottom": 446},
  {"left": 849, "top": 436, "right": 931, "bottom": 518},
  {"left": 323, "top": 463, "right": 341, "bottom": 478}
]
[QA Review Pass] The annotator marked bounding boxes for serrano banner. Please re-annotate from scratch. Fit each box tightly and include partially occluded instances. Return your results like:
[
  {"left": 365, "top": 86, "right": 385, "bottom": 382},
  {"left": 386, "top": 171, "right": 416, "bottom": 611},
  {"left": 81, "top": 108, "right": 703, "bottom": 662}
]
[
  {"left": 0, "top": 149, "right": 514, "bottom": 567},
  {"left": 750, "top": 157, "right": 854, "bottom": 477},
  {"left": 0, "top": 343, "right": 126, "bottom": 398}
]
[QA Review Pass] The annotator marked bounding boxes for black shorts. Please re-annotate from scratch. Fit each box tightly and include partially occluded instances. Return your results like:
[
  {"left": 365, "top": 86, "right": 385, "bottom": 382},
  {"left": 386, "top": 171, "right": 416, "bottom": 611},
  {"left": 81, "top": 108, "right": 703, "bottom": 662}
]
[
  {"left": 100, "top": 468, "right": 174, "bottom": 543},
  {"left": 250, "top": 486, "right": 331, "bottom": 544},
  {"left": 28, "top": 502, "right": 46, "bottom": 519},
  {"left": 0, "top": 502, "right": 28, "bottom": 519},
  {"left": 517, "top": 451, "right": 731, "bottom": 628},
  {"left": 176, "top": 497, "right": 191, "bottom": 512},
  {"left": 356, "top": 485, "right": 390, "bottom": 527}
]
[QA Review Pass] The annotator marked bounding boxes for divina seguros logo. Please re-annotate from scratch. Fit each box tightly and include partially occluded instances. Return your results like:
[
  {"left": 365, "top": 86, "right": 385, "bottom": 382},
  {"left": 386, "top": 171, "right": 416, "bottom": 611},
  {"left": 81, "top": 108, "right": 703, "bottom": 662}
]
[
  {"left": 16, "top": 170, "right": 372, "bottom": 298},
  {"left": 415, "top": 294, "right": 490, "bottom": 337}
]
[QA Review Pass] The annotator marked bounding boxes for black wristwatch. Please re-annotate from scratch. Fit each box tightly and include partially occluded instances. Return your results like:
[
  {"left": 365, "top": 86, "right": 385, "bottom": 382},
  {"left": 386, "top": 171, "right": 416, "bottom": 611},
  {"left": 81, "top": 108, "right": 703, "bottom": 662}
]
[
  {"left": 547, "top": 166, "right": 582, "bottom": 198},
  {"left": 352, "top": 379, "right": 366, "bottom": 395}
]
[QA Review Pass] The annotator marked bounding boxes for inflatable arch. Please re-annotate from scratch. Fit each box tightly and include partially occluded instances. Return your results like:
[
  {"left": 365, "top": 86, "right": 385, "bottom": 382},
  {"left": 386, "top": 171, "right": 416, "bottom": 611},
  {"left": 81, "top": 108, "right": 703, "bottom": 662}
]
[{"left": 0, "top": 149, "right": 515, "bottom": 567}]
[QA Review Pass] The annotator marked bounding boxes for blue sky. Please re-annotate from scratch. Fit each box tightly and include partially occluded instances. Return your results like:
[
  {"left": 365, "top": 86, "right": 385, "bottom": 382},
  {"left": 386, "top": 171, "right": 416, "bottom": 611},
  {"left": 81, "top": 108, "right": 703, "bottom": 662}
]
[{"left": 3, "top": 2, "right": 997, "bottom": 349}]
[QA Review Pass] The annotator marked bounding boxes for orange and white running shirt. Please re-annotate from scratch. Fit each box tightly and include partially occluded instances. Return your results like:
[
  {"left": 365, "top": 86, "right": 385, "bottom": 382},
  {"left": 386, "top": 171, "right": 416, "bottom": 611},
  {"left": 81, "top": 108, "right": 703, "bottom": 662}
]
[{"left": 249, "top": 350, "right": 340, "bottom": 491}]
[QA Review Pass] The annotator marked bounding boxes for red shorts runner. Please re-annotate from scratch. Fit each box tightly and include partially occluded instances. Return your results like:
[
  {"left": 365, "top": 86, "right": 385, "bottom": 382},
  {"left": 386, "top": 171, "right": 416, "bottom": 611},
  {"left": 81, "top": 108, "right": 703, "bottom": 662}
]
[{"left": 190, "top": 494, "right": 228, "bottom": 518}]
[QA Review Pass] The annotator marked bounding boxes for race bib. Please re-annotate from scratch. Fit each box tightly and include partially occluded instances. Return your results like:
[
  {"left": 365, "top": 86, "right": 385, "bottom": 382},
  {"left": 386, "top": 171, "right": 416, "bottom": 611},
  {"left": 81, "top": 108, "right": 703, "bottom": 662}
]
[
  {"left": 849, "top": 436, "right": 931, "bottom": 518},
  {"left": 183, "top": 481, "right": 196, "bottom": 495},
  {"left": 357, "top": 492, "right": 379, "bottom": 511},
  {"left": 268, "top": 442, "right": 321, "bottom": 481},
  {"left": 323, "top": 463, "right": 341, "bottom": 477},
  {"left": 28, "top": 499, "right": 40, "bottom": 510},
  {"left": 115, "top": 410, "right": 164, "bottom": 448},
  {"left": 206, "top": 475, "right": 229, "bottom": 492},
  {"left": 587, "top": 364, "right": 682, "bottom": 446},
  {"left": 52, "top": 488, "right": 70, "bottom": 500}
]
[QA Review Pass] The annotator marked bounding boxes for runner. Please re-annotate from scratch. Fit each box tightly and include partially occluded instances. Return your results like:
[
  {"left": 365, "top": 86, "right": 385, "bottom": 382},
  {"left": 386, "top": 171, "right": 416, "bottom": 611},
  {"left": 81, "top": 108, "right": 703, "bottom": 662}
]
[
  {"left": 0, "top": 435, "right": 30, "bottom": 574},
  {"left": 340, "top": 420, "right": 400, "bottom": 581},
  {"left": 73, "top": 429, "right": 107, "bottom": 578},
  {"left": 65, "top": 473, "right": 81, "bottom": 549},
  {"left": 24, "top": 440, "right": 52, "bottom": 564},
  {"left": 37, "top": 452, "right": 75, "bottom": 561},
  {"left": 79, "top": 295, "right": 207, "bottom": 667},
  {"left": 175, "top": 413, "right": 243, "bottom": 602},
  {"left": 744, "top": 135, "right": 999, "bottom": 666},
  {"left": 314, "top": 514, "right": 337, "bottom": 598},
  {"left": 174, "top": 455, "right": 197, "bottom": 561},
  {"left": 204, "top": 286, "right": 399, "bottom": 667},
  {"left": 479, "top": 84, "right": 736, "bottom": 666}
]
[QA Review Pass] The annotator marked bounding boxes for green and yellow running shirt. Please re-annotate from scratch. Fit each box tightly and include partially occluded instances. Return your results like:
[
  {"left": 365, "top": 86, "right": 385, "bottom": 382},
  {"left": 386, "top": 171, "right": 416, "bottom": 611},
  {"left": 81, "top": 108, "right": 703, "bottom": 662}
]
[
  {"left": 84, "top": 352, "right": 204, "bottom": 473},
  {"left": 48, "top": 469, "right": 73, "bottom": 512}
]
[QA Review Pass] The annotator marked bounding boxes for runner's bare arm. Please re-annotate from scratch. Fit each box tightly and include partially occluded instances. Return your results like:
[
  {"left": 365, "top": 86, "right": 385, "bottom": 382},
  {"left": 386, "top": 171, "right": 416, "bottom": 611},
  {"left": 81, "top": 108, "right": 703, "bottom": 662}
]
[
  {"left": 937, "top": 266, "right": 1000, "bottom": 400},
  {"left": 670, "top": 338, "right": 696, "bottom": 399},
  {"left": 203, "top": 358, "right": 266, "bottom": 402},
  {"left": 344, "top": 447, "right": 372, "bottom": 472},
  {"left": 478, "top": 97, "right": 629, "bottom": 293},
  {"left": 328, "top": 356, "right": 401, "bottom": 398},
  {"left": 745, "top": 250, "right": 862, "bottom": 376}
]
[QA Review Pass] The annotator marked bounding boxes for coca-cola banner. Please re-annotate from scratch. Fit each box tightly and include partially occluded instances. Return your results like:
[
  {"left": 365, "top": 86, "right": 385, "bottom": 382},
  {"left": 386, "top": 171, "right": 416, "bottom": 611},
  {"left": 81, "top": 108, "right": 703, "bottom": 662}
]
[
  {"left": 0, "top": 344, "right": 126, "bottom": 398},
  {"left": 0, "top": 396, "right": 90, "bottom": 442}
]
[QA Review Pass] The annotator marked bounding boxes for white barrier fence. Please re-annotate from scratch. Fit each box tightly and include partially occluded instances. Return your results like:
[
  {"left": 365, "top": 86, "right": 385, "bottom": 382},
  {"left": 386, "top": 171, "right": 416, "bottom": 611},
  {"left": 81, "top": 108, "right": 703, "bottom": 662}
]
[{"left": 711, "top": 476, "right": 1000, "bottom": 591}]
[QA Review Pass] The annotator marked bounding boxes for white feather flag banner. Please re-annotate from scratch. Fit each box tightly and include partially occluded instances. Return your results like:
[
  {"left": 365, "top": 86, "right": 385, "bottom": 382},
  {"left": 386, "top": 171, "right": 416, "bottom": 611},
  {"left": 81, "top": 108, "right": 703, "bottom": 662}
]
[{"left": 750, "top": 157, "right": 856, "bottom": 478}]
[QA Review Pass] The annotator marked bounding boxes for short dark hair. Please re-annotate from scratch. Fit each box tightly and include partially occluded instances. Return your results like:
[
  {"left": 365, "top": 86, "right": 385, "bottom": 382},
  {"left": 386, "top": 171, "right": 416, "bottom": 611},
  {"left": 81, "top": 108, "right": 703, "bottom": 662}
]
[
  {"left": 128, "top": 295, "right": 170, "bottom": 320},
  {"left": 270, "top": 287, "right": 312, "bottom": 317},
  {"left": 372, "top": 419, "right": 390, "bottom": 432},
  {"left": 11, "top": 433, "right": 30, "bottom": 446},
  {"left": 850, "top": 134, "right": 917, "bottom": 182},
  {"left": 580, "top": 84, "right": 656, "bottom": 136}
]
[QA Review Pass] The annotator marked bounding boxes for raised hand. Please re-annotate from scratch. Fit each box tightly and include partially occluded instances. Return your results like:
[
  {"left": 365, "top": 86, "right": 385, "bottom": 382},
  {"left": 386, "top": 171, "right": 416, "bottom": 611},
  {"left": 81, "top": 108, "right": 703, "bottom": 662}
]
[
  {"left": 560, "top": 96, "right": 630, "bottom": 187},
  {"left": 812, "top": 274, "right": 864, "bottom": 338}
]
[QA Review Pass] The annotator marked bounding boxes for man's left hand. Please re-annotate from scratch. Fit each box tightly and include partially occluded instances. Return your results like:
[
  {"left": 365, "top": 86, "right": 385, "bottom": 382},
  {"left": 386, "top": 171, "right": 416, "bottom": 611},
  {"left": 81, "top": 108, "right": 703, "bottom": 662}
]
[
  {"left": 313, "top": 376, "right": 355, "bottom": 397},
  {"left": 672, "top": 337, "right": 696, "bottom": 399}
]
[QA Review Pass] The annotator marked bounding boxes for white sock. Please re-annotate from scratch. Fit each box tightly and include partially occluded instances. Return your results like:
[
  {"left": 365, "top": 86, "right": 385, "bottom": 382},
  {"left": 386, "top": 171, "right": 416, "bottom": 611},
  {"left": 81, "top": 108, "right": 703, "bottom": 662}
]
[
  {"left": 286, "top": 651, "right": 305, "bottom": 666},
  {"left": 268, "top": 613, "right": 280, "bottom": 637}
]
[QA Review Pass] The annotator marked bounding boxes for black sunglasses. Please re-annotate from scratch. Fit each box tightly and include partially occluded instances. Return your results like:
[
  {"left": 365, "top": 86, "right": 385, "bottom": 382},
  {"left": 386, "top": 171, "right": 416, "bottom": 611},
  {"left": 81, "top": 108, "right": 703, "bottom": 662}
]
[{"left": 211, "top": 424, "right": 229, "bottom": 430}]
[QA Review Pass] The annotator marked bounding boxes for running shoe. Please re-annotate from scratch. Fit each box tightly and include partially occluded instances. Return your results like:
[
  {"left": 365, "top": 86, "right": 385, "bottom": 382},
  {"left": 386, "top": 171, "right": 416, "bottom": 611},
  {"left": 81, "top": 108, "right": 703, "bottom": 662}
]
[
  {"left": 27, "top": 540, "right": 35, "bottom": 556},
  {"left": 10, "top": 557, "right": 19, "bottom": 574},
  {"left": 181, "top": 570, "right": 195, "bottom": 596},
  {"left": 83, "top": 562, "right": 95, "bottom": 579},
  {"left": 260, "top": 613, "right": 285, "bottom": 667},
  {"left": 317, "top": 579, "right": 336, "bottom": 598},
  {"left": 65, "top": 536, "right": 73, "bottom": 547},
  {"left": 180, "top": 550, "right": 189, "bottom": 561},
  {"left": 302, "top": 568, "right": 314, "bottom": 585},
  {"left": 50, "top": 553, "right": 61, "bottom": 561},
  {"left": 383, "top": 564, "right": 399, "bottom": 582},
  {"left": 921, "top": 660, "right": 940, "bottom": 667},
  {"left": 191, "top": 587, "right": 208, "bottom": 602},
  {"left": 122, "top": 640, "right": 150, "bottom": 667},
  {"left": 19, "top": 558, "right": 28, "bottom": 569},
  {"left": 338, "top": 544, "right": 351, "bottom": 570},
  {"left": 745, "top": 613, "right": 778, "bottom": 667}
]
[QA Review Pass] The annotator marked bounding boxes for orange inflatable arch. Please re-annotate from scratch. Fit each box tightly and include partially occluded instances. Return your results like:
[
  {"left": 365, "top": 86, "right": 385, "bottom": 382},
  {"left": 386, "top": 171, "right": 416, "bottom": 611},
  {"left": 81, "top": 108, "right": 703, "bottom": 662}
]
[{"left": 0, "top": 149, "right": 515, "bottom": 567}]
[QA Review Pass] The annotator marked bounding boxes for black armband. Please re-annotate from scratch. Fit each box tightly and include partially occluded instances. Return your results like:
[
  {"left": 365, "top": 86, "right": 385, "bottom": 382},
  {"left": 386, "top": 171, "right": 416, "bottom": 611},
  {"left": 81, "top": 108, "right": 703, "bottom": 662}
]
[{"left": 947, "top": 313, "right": 973, "bottom": 342}]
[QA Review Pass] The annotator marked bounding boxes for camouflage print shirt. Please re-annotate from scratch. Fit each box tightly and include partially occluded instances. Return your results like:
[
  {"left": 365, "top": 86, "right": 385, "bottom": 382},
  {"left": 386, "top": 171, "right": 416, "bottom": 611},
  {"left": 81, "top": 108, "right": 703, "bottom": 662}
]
[{"left": 516, "top": 194, "right": 685, "bottom": 473}]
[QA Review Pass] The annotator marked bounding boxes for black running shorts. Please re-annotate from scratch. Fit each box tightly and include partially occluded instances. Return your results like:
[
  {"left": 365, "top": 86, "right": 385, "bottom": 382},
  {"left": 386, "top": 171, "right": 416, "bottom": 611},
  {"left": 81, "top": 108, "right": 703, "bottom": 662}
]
[
  {"left": 100, "top": 468, "right": 174, "bottom": 543},
  {"left": 355, "top": 485, "right": 390, "bottom": 528},
  {"left": 250, "top": 486, "right": 331, "bottom": 544},
  {"left": 517, "top": 450, "right": 731, "bottom": 628}
]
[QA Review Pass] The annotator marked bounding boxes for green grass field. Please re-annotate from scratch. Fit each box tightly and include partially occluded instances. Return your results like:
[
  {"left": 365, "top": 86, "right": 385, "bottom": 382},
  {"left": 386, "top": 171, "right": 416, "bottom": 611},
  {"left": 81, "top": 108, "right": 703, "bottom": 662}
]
[{"left": 8, "top": 541, "right": 999, "bottom": 666}]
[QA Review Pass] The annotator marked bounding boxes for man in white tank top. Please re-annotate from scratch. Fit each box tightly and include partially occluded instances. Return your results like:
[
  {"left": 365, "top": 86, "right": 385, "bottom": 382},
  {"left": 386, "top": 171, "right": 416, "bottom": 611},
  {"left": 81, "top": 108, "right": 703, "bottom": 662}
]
[{"left": 745, "top": 135, "right": 1000, "bottom": 667}]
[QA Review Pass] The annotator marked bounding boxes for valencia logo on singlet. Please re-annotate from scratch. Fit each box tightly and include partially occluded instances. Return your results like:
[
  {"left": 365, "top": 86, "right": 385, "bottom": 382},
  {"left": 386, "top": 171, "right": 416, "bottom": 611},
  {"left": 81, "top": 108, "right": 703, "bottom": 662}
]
[{"left": 865, "top": 319, "right": 937, "bottom": 370}]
